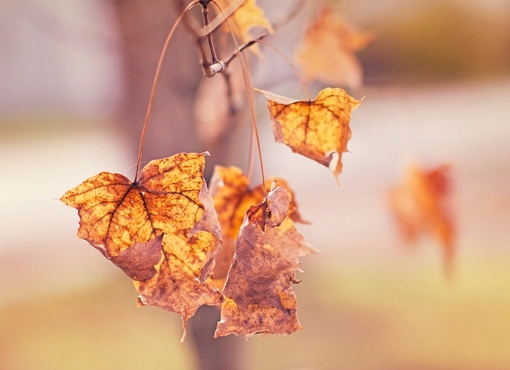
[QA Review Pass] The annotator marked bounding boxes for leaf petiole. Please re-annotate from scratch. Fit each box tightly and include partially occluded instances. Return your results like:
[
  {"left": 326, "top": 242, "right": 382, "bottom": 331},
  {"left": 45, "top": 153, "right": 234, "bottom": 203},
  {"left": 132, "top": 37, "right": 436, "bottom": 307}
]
[
  {"left": 211, "top": 0, "right": 267, "bottom": 194},
  {"left": 134, "top": 0, "right": 199, "bottom": 183}
]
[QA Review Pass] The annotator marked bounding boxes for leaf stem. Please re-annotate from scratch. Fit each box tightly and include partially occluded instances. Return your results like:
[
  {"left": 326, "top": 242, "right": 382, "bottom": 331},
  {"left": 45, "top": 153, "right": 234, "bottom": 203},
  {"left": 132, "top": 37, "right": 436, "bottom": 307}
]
[
  {"left": 246, "top": 114, "right": 255, "bottom": 182},
  {"left": 134, "top": 1, "right": 199, "bottom": 182},
  {"left": 211, "top": 0, "right": 267, "bottom": 193},
  {"left": 223, "top": 33, "right": 268, "bottom": 68},
  {"left": 201, "top": 3, "right": 219, "bottom": 64}
]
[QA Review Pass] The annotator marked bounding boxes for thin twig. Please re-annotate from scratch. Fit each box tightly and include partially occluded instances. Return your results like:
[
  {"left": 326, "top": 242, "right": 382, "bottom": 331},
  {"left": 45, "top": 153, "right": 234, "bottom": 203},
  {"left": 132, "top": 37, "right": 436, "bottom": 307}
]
[
  {"left": 223, "top": 33, "right": 268, "bottom": 68},
  {"left": 211, "top": 0, "right": 267, "bottom": 193},
  {"left": 201, "top": 4, "right": 219, "bottom": 64}
]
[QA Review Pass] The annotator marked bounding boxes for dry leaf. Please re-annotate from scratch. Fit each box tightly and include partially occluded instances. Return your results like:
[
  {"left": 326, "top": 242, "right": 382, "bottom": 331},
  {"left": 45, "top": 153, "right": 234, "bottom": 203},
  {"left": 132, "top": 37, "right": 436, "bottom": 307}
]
[
  {"left": 389, "top": 164, "right": 455, "bottom": 275},
  {"left": 214, "top": 185, "right": 317, "bottom": 338},
  {"left": 135, "top": 233, "right": 223, "bottom": 339},
  {"left": 263, "top": 183, "right": 291, "bottom": 228},
  {"left": 257, "top": 87, "right": 361, "bottom": 184},
  {"left": 209, "top": 166, "right": 307, "bottom": 289},
  {"left": 210, "top": 166, "right": 305, "bottom": 239},
  {"left": 216, "top": 0, "right": 273, "bottom": 53},
  {"left": 296, "top": 8, "right": 374, "bottom": 89},
  {"left": 60, "top": 152, "right": 223, "bottom": 329},
  {"left": 110, "top": 235, "right": 163, "bottom": 281}
]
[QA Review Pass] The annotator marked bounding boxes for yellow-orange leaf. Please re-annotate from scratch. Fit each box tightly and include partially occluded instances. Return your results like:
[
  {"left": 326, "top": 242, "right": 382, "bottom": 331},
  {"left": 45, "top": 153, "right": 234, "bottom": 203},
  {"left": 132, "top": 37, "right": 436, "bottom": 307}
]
[
  {"left": 215, "top": 185, "right": 317, "bottom": 338},
  {"left": 389, "top": 164, "right": 455, "bottom": 275},
  {"left": 210, "top": 166, "right": 257, "bottom": 240},
  {"left": 257, "top": 88, "right": 361, "bottom": 184},
  {"left": 60, "top": 152, "right": 223, "bottom": 326},
  {"left": 296, "top": 9, "right": 374, "bottom": 89},
  {"left": 216, "top": 0, "right": 273, "bottom": 51},
  {"left": 210, "top": 166, "right": 305, "bottom": 239}
]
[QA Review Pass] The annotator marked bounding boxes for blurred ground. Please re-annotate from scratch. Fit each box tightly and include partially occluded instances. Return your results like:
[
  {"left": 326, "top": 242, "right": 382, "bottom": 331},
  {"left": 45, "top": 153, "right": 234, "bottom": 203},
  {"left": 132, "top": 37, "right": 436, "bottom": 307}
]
[{"left": 2, "top": 253, "right": 510, "bottom": 370}]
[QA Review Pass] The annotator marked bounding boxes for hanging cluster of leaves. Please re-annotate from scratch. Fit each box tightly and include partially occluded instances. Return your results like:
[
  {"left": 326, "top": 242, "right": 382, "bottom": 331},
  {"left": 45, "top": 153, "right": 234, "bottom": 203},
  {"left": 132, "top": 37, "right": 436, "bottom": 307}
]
[
  {"left": 60, "top": 0, "right": 459, "bottom": 340},
  {"left": 61, "top": 156, "right": 319, "bottom": 338},
  {"left": 388, "top": 164, "right": 455, "bottom": 275}
]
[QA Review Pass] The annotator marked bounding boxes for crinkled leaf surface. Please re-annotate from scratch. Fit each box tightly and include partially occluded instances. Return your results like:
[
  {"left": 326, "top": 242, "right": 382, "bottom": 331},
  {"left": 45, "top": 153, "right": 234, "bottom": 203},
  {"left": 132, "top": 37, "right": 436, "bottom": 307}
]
[
  {"left": 134, "top": 233, "right": 223, "bottom": 337},
  {"left": 209, "top": 166, "right": 306, "bottom": 289},
  {"left": 296, "top": 9, "right": 374, "bottom": 89},
  {"left": 389, "top": 164, "right": 455, "bottom": 275},
  {"left": 257, "top": 88, "right": 361, "bottom": 184},
  {"left": 110, "top": 235, "right": 163, "bottom": 281},
  {"left": 210, "top": 166, "right": 305, "bottom": 239},
  {"left": 214, "top": 185, "right": 317, "bottom": 339},
  {"left": 60, "top": 152, "right": 223, "bottom": 328}
]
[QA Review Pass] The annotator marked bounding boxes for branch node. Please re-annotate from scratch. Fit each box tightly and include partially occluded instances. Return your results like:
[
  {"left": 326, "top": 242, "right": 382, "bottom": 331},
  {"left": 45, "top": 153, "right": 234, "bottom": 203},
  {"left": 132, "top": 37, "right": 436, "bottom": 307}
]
[{"left": 207, "top": 61, "right": 225, "bottom": 77}]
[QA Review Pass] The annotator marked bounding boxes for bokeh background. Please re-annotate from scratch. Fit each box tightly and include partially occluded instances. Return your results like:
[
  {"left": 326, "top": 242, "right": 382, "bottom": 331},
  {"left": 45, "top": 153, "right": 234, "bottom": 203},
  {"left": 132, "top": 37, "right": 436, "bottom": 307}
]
[{"left": 1, "top": 0, "right": 510, "bottom": 369}]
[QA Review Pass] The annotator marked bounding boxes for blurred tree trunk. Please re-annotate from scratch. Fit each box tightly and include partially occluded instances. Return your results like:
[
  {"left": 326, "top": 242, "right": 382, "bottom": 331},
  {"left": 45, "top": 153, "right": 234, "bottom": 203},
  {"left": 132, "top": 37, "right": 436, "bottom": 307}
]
[
  {"left": 111, "top": 0, "right": 202, "bottom": 163},
  {"left": 110, "top": 1, "right": 244, "bottom": 369}
]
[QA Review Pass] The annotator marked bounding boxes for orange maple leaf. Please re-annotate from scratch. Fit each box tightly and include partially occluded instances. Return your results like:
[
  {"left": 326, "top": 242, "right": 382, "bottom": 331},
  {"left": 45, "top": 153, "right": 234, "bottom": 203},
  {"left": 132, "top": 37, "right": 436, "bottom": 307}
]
[
  {"left": 389, "top": 164, "right": 455, "bottom": 275},
  {"left": 60, "top": 152, "right": 223, "bottom": 330},
  {"left": 210, "top": 166, "right": 306, "bottom": 239},
  {"left": 257, "top": 87, "right": 361, "bottom": 184},
  {"left": 296, "top": 8, "right": 374, "bottom": 89},
  {"left": 214, "top": 184, "right": 317, "bottom": 338}
]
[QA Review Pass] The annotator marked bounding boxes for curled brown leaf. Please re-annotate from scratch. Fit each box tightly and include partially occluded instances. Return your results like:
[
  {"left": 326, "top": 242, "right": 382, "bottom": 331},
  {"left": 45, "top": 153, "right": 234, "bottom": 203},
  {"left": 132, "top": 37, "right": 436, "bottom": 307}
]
[
  {"left": 209, "top": 165, "right": 306, "bottom": 289},
  {"left": 215, "top": 186, "right": 317, "bottom": 339}
]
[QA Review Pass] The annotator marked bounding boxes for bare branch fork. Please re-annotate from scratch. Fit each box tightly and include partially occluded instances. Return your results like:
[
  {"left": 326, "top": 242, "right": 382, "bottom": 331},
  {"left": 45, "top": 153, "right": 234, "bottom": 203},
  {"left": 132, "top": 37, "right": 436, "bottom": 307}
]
[{"left": 195, "top": 0, "right": 265, "bottom": 78}]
